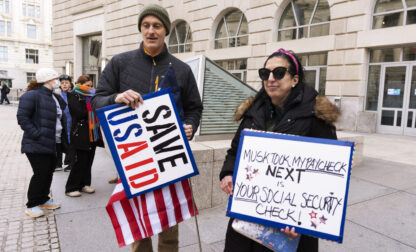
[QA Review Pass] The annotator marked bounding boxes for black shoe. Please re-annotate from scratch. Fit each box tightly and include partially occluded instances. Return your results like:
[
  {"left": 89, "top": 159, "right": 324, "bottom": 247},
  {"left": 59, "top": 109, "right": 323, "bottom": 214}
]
[{"left": 63, "top": 166, "right": 72, "bottom": 172}]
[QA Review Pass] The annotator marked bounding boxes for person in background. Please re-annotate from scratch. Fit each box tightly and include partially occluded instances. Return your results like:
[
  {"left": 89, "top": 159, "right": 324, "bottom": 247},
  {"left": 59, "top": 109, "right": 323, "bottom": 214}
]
[
  {"left": 65, "top": 75, "right": 104, "bottom": 197},
  {"left": 91, "top": 4, "right": 203, "bottom": 252},
  {"left": 0, "top": 80, "right": 11, "bottom": 104},
  {"left": 58, "top": 74, "right": 75, "bottom": 172},
  {"left": 17, "top": 68, "right": 68, "bottom": 218},
  {"left": 219, "top": 49, "right": 339, "bottom": 252}
]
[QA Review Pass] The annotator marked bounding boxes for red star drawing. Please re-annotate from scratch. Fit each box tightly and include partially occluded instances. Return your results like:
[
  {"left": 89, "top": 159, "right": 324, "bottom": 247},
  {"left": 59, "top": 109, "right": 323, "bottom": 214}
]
[
  {"left": 309, "top": 210, "right": 317, "bottom": 219},
  {"left": 253, "top": 168, "right": 259, "bottom": 175},
  {"left": 245, "top": 165, "right": 252, "bottom": 172}
]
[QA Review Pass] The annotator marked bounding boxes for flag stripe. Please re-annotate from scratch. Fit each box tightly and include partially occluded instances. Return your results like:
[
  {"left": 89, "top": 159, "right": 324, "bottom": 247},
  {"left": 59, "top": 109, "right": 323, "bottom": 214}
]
[
  {"left": 106, "top": 202, "right": 126, "bottom": 247},
  {"left": 140, "top": 194, "right": 154, "bottom": 236},
  {"left": 120, "top": 199, "right": 142, "bottom": 241},
  {"left": 153, "top": 188, "right": 169, "bottom": 230},
  {"left": 145, "top": 191, "right": 162, "bottom": 234},
  {"left": 169, "top": 184, "right": 183, "bottom": 223},
  {"left": 181, "top": 179, "right": 196, "bottom": 215},
  {"left": 162, "top": 185, "right": 177, "bottom": 226},
  {"left": 133, "top": 197, "right": 148, "bottom": 237},
  {"left": 113, "top": 201, "right": 134, "bottom": 245},
  {"left": 174, "top": 181, "right": 192, "bottom": 220}
]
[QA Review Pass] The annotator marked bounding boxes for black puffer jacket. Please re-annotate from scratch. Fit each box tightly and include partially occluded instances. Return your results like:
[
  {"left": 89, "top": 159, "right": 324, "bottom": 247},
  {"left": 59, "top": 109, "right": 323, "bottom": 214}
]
[
  {"left": 17, "top": 87, "right": 68, "bottom": 154},
  {"left": 91, "top": 43, "right": 203, "bottom": 138},
  {"left": 220, "top": 82, "right": 339, "bottom": 180}
]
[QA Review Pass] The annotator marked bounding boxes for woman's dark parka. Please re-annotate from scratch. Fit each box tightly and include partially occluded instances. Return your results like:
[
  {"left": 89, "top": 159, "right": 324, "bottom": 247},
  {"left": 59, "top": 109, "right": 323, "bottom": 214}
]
[
  {"left": 17, "top": 87, "right": 68, "bottom": 154},
  {"left": 67, "top": 92, "right": 104, "bottom": 150},
  {"left": 220, "top": 83, "right": 339, "bottom": 252}
]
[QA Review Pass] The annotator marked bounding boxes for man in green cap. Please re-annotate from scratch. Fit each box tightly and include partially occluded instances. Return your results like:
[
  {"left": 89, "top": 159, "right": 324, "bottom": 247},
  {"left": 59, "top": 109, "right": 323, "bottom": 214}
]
[{"left": 91, "top": 3, "right": 202, "bottom": 252}]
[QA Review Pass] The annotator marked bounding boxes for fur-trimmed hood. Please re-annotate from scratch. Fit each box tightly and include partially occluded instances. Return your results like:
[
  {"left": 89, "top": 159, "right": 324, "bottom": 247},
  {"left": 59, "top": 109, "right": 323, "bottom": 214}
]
[{"left": 233, "top": 95, "right": 339, "bottom": 125}]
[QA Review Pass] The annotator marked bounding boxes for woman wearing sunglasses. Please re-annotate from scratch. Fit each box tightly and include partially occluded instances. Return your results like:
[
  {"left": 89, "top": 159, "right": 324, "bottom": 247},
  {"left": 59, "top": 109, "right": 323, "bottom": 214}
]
[{"left": 219, "top": 49, "right": 339, "bottom": 252}]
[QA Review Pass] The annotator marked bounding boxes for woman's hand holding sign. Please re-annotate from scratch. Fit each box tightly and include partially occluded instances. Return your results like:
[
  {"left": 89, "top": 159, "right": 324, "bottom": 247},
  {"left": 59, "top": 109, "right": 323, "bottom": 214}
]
[
  {"left": 115, "top": 89, "right": 143, "bottom": 109},
  {"left": 220, "top": 175, "right": 233, "bottom": 196},
  {"left": 280, "top": 226, "right": 299, "bottom": 240}
]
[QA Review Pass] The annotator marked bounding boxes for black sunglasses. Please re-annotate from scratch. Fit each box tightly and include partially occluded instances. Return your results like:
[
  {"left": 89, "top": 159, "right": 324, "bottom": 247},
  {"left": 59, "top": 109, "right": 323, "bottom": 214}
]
[{"left": 258, "top": 67, "right": 289, "bottom": 81}]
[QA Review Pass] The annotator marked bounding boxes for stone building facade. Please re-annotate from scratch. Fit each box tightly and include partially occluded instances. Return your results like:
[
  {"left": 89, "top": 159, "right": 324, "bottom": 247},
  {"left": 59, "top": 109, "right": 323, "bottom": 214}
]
[
  {"left": 52, "top": 0, "right": 416, "bottom": 136},
  {"left": 0, "top": 0, "right": 53, "bottom": 91}
]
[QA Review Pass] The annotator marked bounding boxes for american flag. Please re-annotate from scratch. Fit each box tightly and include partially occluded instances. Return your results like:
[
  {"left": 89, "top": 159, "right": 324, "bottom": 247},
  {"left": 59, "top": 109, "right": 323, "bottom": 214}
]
[{"left": 106, "top": 179, "right": 197, "bottom": 247}]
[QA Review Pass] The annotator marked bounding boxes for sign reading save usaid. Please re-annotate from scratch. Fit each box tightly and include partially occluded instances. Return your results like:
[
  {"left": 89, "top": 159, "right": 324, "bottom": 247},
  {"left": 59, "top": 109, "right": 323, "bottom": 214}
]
[
  {"left": 96, "top": 89, "right": 198, "bottom": 198},
  {"left": 227, "top": 129, "right": 354, "bottom": 243}
]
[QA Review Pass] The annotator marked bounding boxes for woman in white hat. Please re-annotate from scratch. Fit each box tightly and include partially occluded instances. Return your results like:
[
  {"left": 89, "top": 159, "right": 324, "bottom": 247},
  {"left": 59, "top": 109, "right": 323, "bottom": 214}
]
[{"left": 17, "top": 68, "right": 68, "bottom": 218}]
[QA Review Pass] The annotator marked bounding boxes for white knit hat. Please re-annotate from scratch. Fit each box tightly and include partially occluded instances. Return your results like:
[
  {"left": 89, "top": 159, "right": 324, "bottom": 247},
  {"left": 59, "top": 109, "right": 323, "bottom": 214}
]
[{"left": 36, "top": 68, "right": 59, "bottom": 83}]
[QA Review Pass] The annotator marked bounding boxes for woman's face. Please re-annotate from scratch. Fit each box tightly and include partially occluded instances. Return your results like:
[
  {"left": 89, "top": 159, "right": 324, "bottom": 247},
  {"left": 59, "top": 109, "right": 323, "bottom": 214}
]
[
  {"left": 60, "top": 80, "right": 71, "bottom": 92},
  {"left": 84, "top": 80, "right": 93, "bottom": 88},
  {"left": 263, "top": 56, "right": 299, "bottom": 106}
]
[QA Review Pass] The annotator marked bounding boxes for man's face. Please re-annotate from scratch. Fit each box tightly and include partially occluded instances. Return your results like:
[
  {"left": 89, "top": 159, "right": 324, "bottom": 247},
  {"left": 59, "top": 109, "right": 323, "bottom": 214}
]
[{"left": 141, "top": 15, "right": 166, "bottom": 55}]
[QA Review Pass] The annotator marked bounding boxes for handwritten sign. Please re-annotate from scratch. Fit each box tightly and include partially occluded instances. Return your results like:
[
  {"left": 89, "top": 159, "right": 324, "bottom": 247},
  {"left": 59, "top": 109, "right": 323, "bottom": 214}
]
[
  {"left": 227, "top": 129, "right": 354, "bottom": 243},
  {"left": 96, "top": 89, "right": 199, "bottom": 198}
]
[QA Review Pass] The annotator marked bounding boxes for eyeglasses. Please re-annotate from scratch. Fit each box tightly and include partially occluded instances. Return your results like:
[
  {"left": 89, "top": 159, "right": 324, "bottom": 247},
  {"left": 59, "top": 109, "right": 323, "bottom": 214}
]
[{"left": 258, "top": 67, "right": 289, "bottom": 81}]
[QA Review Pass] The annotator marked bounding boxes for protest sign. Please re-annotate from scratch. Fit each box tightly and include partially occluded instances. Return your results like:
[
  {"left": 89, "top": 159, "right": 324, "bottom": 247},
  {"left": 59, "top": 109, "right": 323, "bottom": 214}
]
[
  {"left": 227, "top": 129, "right": 354, "bottom": 243},
  {"left": 96, "top": 89, "right": 199, "bottom": 198}
]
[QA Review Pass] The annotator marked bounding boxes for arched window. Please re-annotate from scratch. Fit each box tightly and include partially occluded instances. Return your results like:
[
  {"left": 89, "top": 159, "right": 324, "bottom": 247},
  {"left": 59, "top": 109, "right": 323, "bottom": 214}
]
[
  {"left": 168, "top": 21, "right": 192, "bottom": 54},
  {"left": 373, "top": 0, "right": 416, "bottom": 29},
  {"left": 215, "top": 10, "right": 248, "bottom": 49},
  {"left": 278, "top": 0, "right": 330, "bottom": 41}
]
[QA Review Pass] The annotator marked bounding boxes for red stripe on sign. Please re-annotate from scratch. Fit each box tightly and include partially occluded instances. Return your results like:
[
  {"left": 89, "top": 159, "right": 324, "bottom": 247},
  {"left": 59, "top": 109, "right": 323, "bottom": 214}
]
[
  {"left": 169, "top": 184, "right": 183, "bottom": 223},
  {"left": 140, "top": 194, "right": 153, "bottom": 237},
  {"left": 181, "top": 180, "right": 197, "bottom": 216},
  {"left": 133, "top": 197, "right": 148, "bottom": 237},
  {"left": 106, "top": 204, "right": 126, "bottom": 247},
  {"left": 153, "top": 188, "right": 169, "bottom": 230},
  {"left": 120, "top": 199, "right": 142, "bottom": 241}
]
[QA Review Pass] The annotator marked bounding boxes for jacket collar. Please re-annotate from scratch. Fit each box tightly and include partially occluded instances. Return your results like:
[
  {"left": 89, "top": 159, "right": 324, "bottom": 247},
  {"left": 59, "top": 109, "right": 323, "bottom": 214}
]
[
  {"left": 40, "top": 85, "right": 53, "bottom": 95},
  {"left": 139, "top": 42, "right": 169, "bottom": 63}
]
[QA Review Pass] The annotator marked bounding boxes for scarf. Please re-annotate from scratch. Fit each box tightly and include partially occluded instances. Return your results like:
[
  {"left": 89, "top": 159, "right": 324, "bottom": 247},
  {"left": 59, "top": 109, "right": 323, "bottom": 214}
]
[{"left": 74, "top": 84, "right": 101, "bottom": 142}]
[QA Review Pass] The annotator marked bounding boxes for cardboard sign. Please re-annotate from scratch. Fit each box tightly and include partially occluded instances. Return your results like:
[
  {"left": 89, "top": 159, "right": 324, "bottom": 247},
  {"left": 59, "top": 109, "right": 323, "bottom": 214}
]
[
  {"left": 96, "top": 89, "right": 199, "bottom": 198},
  {"left": 227, "top": 129, "right": 354, "bottom": 243}
]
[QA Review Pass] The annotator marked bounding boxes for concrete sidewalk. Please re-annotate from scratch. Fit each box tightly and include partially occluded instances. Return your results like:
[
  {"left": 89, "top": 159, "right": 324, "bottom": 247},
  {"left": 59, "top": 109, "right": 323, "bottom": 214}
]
[{"left": 1, "top": 104, "right": 416, "bottom": 251}]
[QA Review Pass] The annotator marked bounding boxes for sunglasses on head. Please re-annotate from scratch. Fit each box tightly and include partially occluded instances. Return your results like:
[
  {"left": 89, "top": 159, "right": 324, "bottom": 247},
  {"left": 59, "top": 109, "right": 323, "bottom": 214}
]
[{"left": 258, "top": 67, "right": 289, "bottom": 81}]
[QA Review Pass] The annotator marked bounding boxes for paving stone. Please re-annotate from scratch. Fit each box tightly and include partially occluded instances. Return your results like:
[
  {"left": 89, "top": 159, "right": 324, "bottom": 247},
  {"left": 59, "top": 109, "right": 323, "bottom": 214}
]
[
  {"left": 37, "top": 244, "right": 51, "bottom": 251},
  {"left": 21, "top": 242, "right": 34, "bottom": 248},
  {"left": 4, "top": 245, "right": 18, "bottom": 252},
  {"left": 36, "top": 234, "right": 49, "bottom": 240},
  {"left": 36, "top": 239, "right": 49, "bottom": 246}
]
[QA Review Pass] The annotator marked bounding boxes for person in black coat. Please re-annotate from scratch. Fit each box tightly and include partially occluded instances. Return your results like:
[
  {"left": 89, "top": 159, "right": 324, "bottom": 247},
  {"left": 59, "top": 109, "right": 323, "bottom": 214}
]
[
  {"left": 0, "top": 80, "right": 11, "bottom": 104},
  {"left": 219, "top": 49, "right": 340, "bottom": 252},
  {"left": 65, "top": 75, "right": 104, "bottom": 197},
  {"left": 17, "top": 68, "right": 68, "bottom": 218}
]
